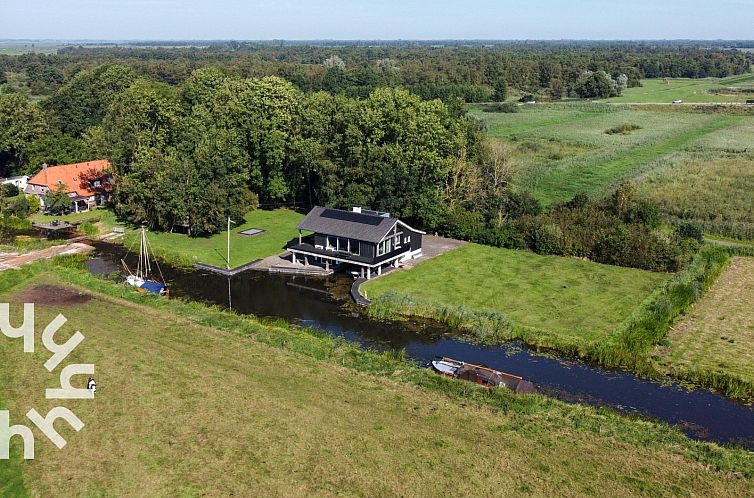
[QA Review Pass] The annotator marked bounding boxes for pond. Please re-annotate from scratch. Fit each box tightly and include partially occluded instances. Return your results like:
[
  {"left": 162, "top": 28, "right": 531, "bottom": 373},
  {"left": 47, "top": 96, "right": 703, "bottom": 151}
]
[{"left": 89, "top": 243, "right": 754, "bottom": 449}]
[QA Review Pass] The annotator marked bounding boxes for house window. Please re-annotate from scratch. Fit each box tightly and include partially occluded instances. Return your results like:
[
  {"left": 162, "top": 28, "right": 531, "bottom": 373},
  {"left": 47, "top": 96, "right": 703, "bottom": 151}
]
[
  {"left": 404, "top": 235, "right": 411, "bottom": 244},
  {"left": 377, "top": 238, "right": 392, "bottom": 256},
  {"left": 326, "top": 236, "right": 337, "bottom": 250}
]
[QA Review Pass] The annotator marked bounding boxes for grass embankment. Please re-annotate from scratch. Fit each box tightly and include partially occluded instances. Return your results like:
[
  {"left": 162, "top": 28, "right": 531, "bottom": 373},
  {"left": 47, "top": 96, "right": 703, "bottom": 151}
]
[
  {"left": 364, "top": 244, "right": 754, "bottom": 399},
  {"left": 655, "top": 256, "right": 754, "bottom": 395},
  {"left": 120, "top": 208, "right": 303, "bottom": 267},
  {"left": 0, "top": 260, "right": 753, "bottom": 496}
]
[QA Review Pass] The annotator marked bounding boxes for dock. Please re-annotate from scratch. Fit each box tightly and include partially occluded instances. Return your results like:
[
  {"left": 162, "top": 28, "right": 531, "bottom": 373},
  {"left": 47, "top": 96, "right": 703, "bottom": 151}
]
[
  {"left": 350, "top": 278, "right": 371, "bottom": 306},
  {"left": 194, "top": 259, "right": 262, "bottom": 276}
]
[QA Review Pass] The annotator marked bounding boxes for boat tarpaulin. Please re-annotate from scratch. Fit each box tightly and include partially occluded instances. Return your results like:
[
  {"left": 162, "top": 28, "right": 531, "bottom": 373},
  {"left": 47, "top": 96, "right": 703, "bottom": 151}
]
[{"left": 140, "top": 280, "right": 166, "bottom": 295}]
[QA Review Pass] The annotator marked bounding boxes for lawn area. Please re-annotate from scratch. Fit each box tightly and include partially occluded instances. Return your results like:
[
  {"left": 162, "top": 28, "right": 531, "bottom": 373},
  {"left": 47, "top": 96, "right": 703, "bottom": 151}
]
[
  {"left": 654, "top": 257, "right": 754, "bottom": 387},
  {"left": 362, "top": 244, "right": 667, "bottom": 344},
  {"left": 0, "top": 265, "right": 752, "bottom": 496},
  {"left": 28, "top": 208, "right": 303, "bottom": 267},
  {"left": 124, "top": 208, "right": 303, "bottom": 267},
  {"left": 604, "top": 74, "right": 754, "bottom": 104},
  {"left": 470, "top": 104, "right": 743, "bottom": 204}
]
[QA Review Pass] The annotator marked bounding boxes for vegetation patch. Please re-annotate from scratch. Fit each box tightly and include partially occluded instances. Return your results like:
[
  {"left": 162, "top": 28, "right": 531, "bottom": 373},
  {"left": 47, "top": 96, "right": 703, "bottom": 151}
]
[
  {"left": 605, "top": 123, "right": 642, "bottom": 135},
  {"left": 1, "top": 260, "right": 753, "bottom": 495},
  {"left": 362, "top": 243, "right": 666, "bottom": 343},
  {"left": 654, "top": 257, "right": 754, "bottom": 395}
]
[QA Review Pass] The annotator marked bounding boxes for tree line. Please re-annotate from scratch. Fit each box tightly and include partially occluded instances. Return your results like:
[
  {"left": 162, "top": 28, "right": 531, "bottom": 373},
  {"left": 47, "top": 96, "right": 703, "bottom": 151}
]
[{"left": 1, "top": 42, "right": 751, "bottom": 101}]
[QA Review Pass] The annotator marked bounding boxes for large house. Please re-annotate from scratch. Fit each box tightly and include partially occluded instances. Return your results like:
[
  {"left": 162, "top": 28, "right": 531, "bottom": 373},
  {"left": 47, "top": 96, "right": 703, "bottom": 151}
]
[
  {"left": 288, "top": 206, "right": 424, "bottom": 279},
  {"left": 25, "top": 160, "right": 112, "bottom": 212},
  {"left": 1, "top": 175, "right": 29, "bottom": 191}
]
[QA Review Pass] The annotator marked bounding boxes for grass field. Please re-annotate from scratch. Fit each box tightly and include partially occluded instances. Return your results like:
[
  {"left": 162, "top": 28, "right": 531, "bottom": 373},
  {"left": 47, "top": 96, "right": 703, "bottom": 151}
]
[
  {"left": 654, "top": 257, "right": 754, "bottom": 387},
  {"left": 362, "top": 244, "right": 666, "bottom": 344},
  {"left": 470, "top": 104, "right": 746, "bottom": 204},
  {"left": 29, "top": 208, "right": 304, "bottom": 267},
  {"left": 604, "top": 74, "right": 754, "bottom": 104},
  {"left": 0, "top": 263, "right": 752, "bottom": 496}
]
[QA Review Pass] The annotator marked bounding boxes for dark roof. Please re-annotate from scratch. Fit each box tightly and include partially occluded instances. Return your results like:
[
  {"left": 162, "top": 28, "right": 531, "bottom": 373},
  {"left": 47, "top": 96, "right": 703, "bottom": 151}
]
[{"left": 298, "top": 206, "right": 411, "bottom": 243}]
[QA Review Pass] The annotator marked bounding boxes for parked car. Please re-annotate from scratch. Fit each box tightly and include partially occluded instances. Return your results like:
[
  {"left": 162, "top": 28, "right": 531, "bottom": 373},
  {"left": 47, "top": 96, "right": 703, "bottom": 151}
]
[{"left": 672, "top": 99, "right": 683, "bottom": 104}]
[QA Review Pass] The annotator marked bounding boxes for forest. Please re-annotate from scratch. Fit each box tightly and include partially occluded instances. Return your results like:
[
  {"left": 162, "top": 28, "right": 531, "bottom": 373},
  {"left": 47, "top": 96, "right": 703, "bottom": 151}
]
[{"left": 0, "top": 42, "right": 751, "bottom": 271}]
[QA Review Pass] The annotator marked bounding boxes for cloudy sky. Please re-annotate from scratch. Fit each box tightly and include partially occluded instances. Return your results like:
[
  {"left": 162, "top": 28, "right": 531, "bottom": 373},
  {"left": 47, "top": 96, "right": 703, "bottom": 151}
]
[{"left": 1, "top": 0, "right": 750, "bottom": 40}]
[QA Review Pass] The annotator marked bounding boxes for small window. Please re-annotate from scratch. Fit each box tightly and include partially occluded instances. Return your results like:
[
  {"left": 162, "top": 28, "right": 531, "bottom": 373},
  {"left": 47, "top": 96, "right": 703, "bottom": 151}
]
[{"left": 404, "top": 235, "right": 411, "bottom": 244}]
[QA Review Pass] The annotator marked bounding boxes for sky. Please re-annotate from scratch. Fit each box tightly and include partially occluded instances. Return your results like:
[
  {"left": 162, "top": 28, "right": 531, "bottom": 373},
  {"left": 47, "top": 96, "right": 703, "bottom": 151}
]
[{"left": 0, "top": 0, "right": 751, "bottom": 40}]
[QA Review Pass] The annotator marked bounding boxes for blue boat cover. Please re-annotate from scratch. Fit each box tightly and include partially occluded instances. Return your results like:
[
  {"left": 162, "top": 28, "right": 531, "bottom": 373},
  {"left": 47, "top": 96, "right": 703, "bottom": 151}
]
[{"left": 140, "top": 280, "right": 166, "bottom": 295}]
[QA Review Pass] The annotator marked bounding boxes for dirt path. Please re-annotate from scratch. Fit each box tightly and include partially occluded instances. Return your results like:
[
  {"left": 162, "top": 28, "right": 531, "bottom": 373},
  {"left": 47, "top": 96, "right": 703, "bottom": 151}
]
[{"left": 0, "top": 242, "right": 94, "bottom": 270}]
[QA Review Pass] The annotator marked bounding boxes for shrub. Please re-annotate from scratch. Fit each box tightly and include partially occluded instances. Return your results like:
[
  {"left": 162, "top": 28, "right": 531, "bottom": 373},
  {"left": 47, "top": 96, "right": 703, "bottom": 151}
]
[
  {"left": 482, "top": 102, "right": 519, "bottom": 113},
  {"left": 1, "top": 184, "right": 20, "bottom": 197},
  {"left": 25, "top": 194, "right": 41, "bottom": 213},
  {"left": 676, "top": 222, "right": 704, "bottom": 243},
  {"left": 79, "top": 221, "right": 99, "bottom": 236},
  {"left": 525, "top": 221, "right": 564, "bottom": 255},
  {"left": 605, "top": 123, "right": 642, "bottom": 135}
]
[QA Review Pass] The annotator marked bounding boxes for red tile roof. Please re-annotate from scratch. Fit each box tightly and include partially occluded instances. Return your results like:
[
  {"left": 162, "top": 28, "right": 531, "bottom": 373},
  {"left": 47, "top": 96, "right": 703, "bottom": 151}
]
[{"left": 27, "top": 159, "right": 111, "bottom": 197}]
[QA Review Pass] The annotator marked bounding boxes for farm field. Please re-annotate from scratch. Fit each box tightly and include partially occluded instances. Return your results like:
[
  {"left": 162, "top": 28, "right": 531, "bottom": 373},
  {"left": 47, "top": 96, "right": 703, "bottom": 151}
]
[
  {"left": 470, "top": 104, "right": 747, "bottom": 204},
  {"left": 604, "top": 73, "right": 754, "bottom": 104},
  {"left": 361, "top": 244, "right": 667, "bottom": 344},
  {"left": 1, "top": 266, "right": 753, "bottom": 497},
  {"left": 654, "top": 257, "right": 754, "bottom": 387}
]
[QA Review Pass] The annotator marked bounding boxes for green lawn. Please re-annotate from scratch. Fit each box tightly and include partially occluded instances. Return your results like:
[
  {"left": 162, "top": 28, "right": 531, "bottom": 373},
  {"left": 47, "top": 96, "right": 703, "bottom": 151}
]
[
  {"left": 604, "top": 74, "right": 754, "bottom": 104},
  {"left": 0, "top": 264, "right": 751, "bottom": 496},
  {"left": 362, "top": 244, "right": 667, "bottom": 343},
  {"left": 124, "top": 208, "right": 304, "bottom": 267}
]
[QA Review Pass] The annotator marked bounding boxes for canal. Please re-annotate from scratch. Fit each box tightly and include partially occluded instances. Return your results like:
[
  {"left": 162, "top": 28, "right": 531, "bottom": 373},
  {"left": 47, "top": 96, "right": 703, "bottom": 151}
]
[{"left": 89, "top": 243, "right": 754, "bottom": 449}]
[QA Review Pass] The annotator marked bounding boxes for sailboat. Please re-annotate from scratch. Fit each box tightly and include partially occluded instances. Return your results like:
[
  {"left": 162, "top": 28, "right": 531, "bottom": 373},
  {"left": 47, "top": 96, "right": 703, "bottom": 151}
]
[{"left": 122, "top": 226, "right": 169, "bottom": 296}]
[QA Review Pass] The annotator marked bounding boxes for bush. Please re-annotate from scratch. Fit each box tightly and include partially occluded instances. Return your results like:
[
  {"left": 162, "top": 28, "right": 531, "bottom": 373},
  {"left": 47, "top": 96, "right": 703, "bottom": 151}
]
[
  {"left": 1, "top": 184, "right": 20, "bottom": 197},
  {"left": 482, "top": 102, "right": 519, "bottom": 113},
  {"left": 676, "top": 222, "right": 704, "bottom": 243},
  {"left": 525, "top": 221, "right": 564, "bottom": 255},
  {"left": 25, "top": 194, "right": 41, "bottom": 213},
  {"left": 78, "top": 221, "right": 99, "bottom": 236},
  {"left": 605, "top": 123, "right": 642, "bottom": 135}
]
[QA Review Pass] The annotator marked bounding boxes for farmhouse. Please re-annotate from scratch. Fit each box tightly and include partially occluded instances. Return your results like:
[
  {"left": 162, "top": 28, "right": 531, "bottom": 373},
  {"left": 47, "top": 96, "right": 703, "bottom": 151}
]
[
  {"left": 288, "top": 206, "right": 423, "bottom": 279},
  {"left": 25, "top": 160, "right": 112, "bottom": 212}
]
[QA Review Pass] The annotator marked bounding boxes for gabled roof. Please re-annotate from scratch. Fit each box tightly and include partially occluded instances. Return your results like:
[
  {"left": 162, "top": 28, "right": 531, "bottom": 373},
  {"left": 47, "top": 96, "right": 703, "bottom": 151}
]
[
  {"left": 26, "top": 160, "right": 111, "bottom": 197},
  {"left": 298, "top": 206, "right": 423, "bottom": 243}
]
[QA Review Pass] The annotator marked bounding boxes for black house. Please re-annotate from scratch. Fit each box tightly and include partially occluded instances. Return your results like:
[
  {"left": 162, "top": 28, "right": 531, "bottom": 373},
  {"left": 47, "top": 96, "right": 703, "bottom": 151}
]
[{"left": 288, "top": 206, "right": 424, "bottom": 279}]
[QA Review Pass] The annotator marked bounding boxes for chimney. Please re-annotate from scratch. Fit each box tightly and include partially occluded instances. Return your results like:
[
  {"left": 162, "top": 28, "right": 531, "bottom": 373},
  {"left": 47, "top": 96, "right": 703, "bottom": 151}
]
[
  {"left": 42, "top": 163, "right": 48, "bottom": 170},
  {"left": 352, "top": 206, "right": 362, "bottom": 214}
]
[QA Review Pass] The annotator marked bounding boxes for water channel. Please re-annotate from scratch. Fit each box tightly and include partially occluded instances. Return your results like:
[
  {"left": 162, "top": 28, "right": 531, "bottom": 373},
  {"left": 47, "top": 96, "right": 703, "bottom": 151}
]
[{"left": 89, "top": 243, "right": 754, "bottom": 449}]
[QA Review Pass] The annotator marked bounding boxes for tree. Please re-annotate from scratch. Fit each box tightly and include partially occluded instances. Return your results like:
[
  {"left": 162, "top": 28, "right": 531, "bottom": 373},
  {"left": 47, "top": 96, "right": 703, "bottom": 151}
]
[
  {"left": 323, "top": 55, "right": 346, "bottom": 69},
  {"left": 492, "top": 78, "right": 508, "bottom": 102},
  {"left": 45, "top": 183, "right": 72, "bottom": 214},
  {"left": 45, "top": 64, "right": 138, "bottom": 137},
  {"left": 576, "top": 71, "right": 617, "bottom": 99},
  {"left": 0, "top": 94, "right": 48, "bottom": 175}
]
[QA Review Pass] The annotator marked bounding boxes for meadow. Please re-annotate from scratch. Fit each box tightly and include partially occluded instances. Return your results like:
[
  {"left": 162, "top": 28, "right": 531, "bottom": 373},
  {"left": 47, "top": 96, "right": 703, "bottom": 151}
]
[
  {"left": 603, "top": 74, "right": 754, "bottom": 104},
  {"left": 655, "top": 257, "right": 754, "bottom": 389},
  {"left": 1, "top": 262, "right": 753, "bottom": 496},
  {"left": 471, "top": 104, "right": 746, "bottom": 205},
  {"left": 362, "top": 243, "right": 666, "bottom": 346}
]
